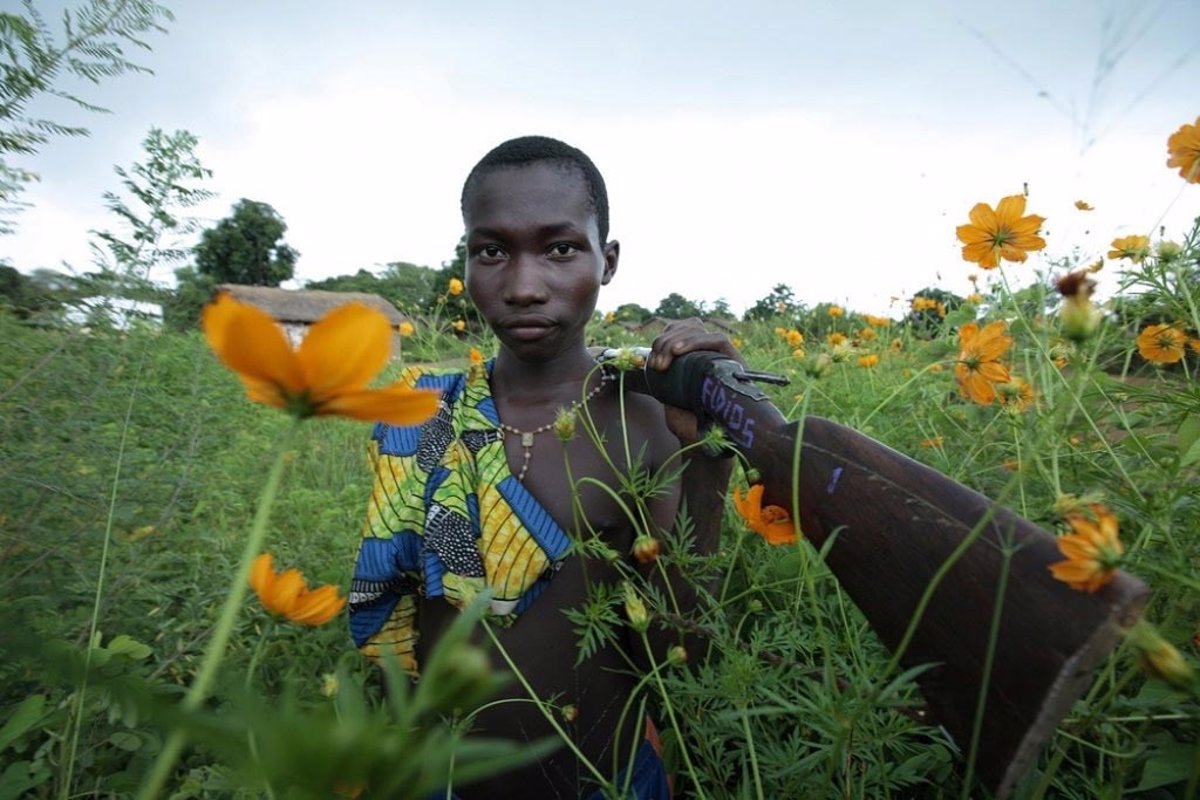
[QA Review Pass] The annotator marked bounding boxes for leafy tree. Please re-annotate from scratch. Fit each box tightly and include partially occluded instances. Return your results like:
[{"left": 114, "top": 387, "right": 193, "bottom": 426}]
[
  {"left": 306, "top": 261, "right": 439, "bottom": 314},
  {"left": 92, "top": 128, "right": 212, "bottom": 279},
  {"left": 613, "top": 302, "right": 652, "bottom": 323},
  {"left": 745, "top": 283, "right": 802, "bottom": 321},
  {"left": 0, "top": 0, "right": 173, "bottom": 233},
  {"left": 194, "top": 199, "right": 297, "bottom": 287},
  {"left": 654, "top": 292, "right": 704, "bottom": 320},
  {"left": 709, "top": 297, "right": 733, "bottom": 319}
]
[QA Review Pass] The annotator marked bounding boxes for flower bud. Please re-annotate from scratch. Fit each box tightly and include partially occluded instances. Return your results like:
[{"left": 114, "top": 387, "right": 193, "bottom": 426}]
[
  {"left": 1130, "top": 624, "right": 1196, "bottom": 691},
  {"left": 561, "top": 704, "right": 579, "bottom": 723},
  {"left": 553, "top": 407, "right": 577, "bottom": 442},
  {"left": 632, "top": 535, "right": 660, "bottom": 564},
  {"left": 623, "top": 583, "right": 649, "bottom": 633},
  {"left": 667, "top": 645, "right": 688, "bottom": 666}
]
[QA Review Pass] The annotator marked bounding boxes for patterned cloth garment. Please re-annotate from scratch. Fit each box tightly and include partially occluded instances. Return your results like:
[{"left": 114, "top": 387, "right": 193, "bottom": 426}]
[{"left": 348, "top": 358, "right": 573, "bottom": 673}]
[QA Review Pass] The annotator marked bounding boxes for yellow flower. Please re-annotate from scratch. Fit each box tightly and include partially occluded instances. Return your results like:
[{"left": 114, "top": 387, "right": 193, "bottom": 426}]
[
  {"left": 826, "top": 332, "right": 847, "bottom": 346},
  {"left": 202, "top": 294, "right": 439, "bottom": 425},
  {"left": 732, "top": 484, "right": 797, "bottom": 545},
  {"left": 1107, "top": 235, "right": 1151, "bottom": 263},
  {"left": 731, "top": 337, "right": 743, "bottom": 349},
  {"left": 966, "top": 293, "right": 984, "bottom": 304},
  {"left": 1137, "top": 323, "right": 1188, "bottom": 364},
  {"left": 791, "top": 348, "right": 806, "bottom": 359},
  {"left": 1048, "top": 505, "right": 1124, "bottom": 593},
  {"left": 453, "top": 319, "right": 467, "bottom": 332},
  {"left": 864, "top": 315, "right": 891, "bottom": 327},
  {"left": 1074, "top": 200, "right": 1094, "bottom": 211},
  {"left": 858, "top": 327, "right": 877, "bottom": 342},
  {"left": 1166, "top": 115, "right": 1200, "bottom": 183},
  {"left": 955, "top": 195, "right": 1047, "bottom": 269},
  {"left": 889, "top": 337, "right": 903, "bottom": 353},
  {"left": 398, "top": 320, "right": 416, "bottom": 337},
  {"left": 447, "top": 277, "right": 464, "bottom": 296},
  {"left": 828, "top": 305, "right": 845, "bottom": 318},
  {"left": 774, "top": 326, "right": 787, "bottom": 337},
  {"left": 857, "top": 354, "right": 879, "bottom": 368},
  {"left": 604, "top": 311, "right": 616, "bottom": 324},
  {"left": 249, "top": 553, "right": 347, "bottom": 625},
  {"left": 919, "top": 436, "right": 943, "bottom": 449},
  {"left": 785, "top": 329, "right": 804, "bottom": 347},
  {"left": 954, "top": 321, "right": 1012, "bottom": 405},
  {"left": 929, "top": 362, "right": 944, "bottom": 374}
]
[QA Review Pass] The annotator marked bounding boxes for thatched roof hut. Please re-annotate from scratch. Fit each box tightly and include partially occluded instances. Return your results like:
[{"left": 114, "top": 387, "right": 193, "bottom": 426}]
[{"left": 216, "top": 284, "right": 406, "bottom": 325}]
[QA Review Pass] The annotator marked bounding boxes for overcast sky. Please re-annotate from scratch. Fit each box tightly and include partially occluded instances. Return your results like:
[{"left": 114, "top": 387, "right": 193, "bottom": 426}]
[{"left": 5, "top": 0, "right": 1198, "bottom": 316}]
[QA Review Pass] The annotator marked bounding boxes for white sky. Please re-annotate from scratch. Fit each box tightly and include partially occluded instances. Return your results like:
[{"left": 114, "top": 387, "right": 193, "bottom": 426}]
[{"left": 4, "top": 0, "right": 1198, "bottom": 316}]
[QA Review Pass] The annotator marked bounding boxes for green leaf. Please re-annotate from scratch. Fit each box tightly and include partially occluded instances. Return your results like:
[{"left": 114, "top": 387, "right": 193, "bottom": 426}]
[
  {"left": 0, "top": 695, "right": 46, "bottom": 753},
  {"left": 0, "top": 761, "right": 51, "bottom": 800},
  {"left": 109, "top": 731, "right": 142, "bottom": 751},
  {"left": 1178, "top": 416, "right": 1200, "bottom": 467},
  {"left": 106, "top": 634, "right": 153, "bottom": 661},
  {"left": 1134, "top": 738, "right": 1195, "bottom": 791}
]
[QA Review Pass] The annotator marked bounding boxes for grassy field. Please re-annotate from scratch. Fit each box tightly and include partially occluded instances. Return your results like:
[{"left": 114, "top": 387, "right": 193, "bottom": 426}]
[{"left": 2, "top": 216, "right": 1200, "bottom": 798}]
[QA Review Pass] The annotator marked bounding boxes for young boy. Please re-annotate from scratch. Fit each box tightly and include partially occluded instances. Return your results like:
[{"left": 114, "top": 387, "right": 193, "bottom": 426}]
[{"left": 349, "top": 136, "right": 741, "bottom": 798}]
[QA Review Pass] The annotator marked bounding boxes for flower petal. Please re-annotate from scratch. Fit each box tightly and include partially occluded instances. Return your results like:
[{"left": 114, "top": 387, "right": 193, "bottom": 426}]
[
  {"left": 204, "top": 295, "right": 305, "bottom": 395},
  {"left": 317, "top": 385, "right": 441, "bottom": 426},
  {"left": 289, "top": 585, "right": 347, "bottom": 625},
  {"left": 967, "top": 202, "right": 998, "bottom": 231},
  {"left": 995, "top": 195, "right": 1027, "bottom": 223},
  {"left": 299, "top": 303, "right": 393, "bottom": 399}
]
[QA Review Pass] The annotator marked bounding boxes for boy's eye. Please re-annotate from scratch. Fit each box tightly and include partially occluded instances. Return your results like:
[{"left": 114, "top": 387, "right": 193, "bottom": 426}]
[
  {"left": 475, "top": 245, "right": 506, "bottom": 261},
  {"left": 549, "top": 243, "right": 579, "bottom": 258}
]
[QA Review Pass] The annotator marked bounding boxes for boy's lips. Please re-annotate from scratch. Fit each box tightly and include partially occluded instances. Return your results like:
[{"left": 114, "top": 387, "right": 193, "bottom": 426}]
[{"left": 500, "top": 315, "right": 556, "bottom": 341}]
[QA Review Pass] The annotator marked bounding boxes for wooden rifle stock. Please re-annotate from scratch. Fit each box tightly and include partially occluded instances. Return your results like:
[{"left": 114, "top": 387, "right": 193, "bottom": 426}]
[{"left": 616, "top": 350, "right": 1149, "bottom": 797}]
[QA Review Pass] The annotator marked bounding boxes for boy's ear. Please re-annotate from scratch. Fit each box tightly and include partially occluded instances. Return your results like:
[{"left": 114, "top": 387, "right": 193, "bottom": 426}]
[{"left": 601, "top": 240, "right": 619, "bottom": 286}]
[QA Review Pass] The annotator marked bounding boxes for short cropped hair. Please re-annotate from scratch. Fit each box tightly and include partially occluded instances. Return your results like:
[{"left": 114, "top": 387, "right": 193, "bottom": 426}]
[{"left": 461, "top": 135, "right": 610, "bottom": 243}]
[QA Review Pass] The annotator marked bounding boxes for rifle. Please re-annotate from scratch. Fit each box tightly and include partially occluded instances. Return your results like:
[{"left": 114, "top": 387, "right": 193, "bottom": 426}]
[{"left": 602, "top": 348, "right": 1149, "bottom": 798}]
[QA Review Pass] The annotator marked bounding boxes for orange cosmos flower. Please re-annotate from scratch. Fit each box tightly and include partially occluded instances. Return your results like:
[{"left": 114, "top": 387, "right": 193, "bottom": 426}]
[
  {"left": 1166, "top": 115, "right": 1200, "bottom": 183},
  {"left": 1107, "top": 235, "right": 1151, "bottom": 263},
  {"left": 1048, "top": 504, "right": 1124, "bottom": 593},
  {"left": 826, "top": 332, "right": 847, "bottom": 346},
  {"left": 398, "top": 320, "right": 416, "bottom": 337},
  {"left": 249, "top": 553, "right": 347, "bottom": 625},
  {"left": 786, "top": 329, "right": 804, "bottom": 347},
  {"left": 828, "top": 305, "right": 845, "bottom": 318},
  {"left": 203, "top": 294, "right": 439, "bottom": 425},
  {"left": 955, "top": 195, "right": 1047, "bottom": 269},
  {"left": 858, "top": 327, "right": 877, "bottom": 341},
  {"left": 447, "top": 277, "right": 465, "bottom": 296},
  {"left": 1137, "top": 323, "right": 1188, "bottom": 364},
  {"left": 864, "top": 314, "right": 891, "bottom": 327},
  {"left": 954, "top": 321, "right": 1012, "bottom": 405},
  {"left": 857, "top": 354, "right": 880, "bottom": 368},
  {"left": 732, "top": 484, "right": 797, "bottom": 545}
]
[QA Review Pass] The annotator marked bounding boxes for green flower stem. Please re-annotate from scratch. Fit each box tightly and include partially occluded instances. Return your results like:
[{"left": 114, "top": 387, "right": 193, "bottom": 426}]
[
  {"left": 137, "top": 419, "right": 300, "bottom": 800},
  {"left": 640, "top": 633, "right": 708, "bottom": 800},
  {"left": 740, "top": 707, "right": 765, "bottom": 800}
]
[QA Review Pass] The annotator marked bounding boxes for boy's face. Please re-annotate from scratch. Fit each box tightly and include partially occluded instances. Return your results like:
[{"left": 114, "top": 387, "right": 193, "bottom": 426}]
[{"left": 463, "top": 161, "right": 617, "bottom": 361}]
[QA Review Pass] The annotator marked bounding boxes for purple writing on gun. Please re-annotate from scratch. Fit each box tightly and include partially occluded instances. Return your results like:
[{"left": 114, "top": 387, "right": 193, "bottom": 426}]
[{"left": 700, "top": 376, "right": 756, "bottom": 448}]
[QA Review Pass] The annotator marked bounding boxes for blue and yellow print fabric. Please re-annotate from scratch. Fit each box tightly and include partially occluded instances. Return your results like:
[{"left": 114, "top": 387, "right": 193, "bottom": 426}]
[{"left": 349, "top": 360, "right": 572, "bottom": 674}]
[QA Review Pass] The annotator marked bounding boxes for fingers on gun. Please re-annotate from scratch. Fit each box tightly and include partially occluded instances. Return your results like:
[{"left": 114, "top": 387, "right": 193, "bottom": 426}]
[{"left": 650, "top": 318, "right": 744, "bottom": 370}]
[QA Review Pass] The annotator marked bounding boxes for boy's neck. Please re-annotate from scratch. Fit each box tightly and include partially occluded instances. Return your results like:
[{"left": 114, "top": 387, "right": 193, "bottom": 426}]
[{"left": 490, "top": 345, "right": 597, "bottom": 403}]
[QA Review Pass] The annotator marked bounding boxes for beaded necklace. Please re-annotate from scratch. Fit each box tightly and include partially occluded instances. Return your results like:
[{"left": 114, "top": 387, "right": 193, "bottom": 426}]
[{"left": 497, "top": 371, "right": 613, "bottom": 482}]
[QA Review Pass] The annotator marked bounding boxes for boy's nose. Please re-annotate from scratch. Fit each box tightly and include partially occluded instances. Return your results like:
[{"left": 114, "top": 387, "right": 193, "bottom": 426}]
[{"left": 503, "top": 254, "right": 549, "bottom": 305}]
